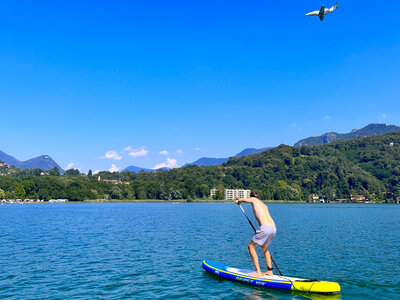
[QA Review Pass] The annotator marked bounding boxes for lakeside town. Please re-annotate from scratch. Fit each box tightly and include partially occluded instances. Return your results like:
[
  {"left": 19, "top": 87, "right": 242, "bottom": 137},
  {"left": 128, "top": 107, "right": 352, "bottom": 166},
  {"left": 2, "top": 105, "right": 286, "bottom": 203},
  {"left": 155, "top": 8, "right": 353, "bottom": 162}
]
[
  {"left": 1, "top": 198, "right": 68, "bottom": 204},
  {"left": 2, "top": 131, "right": 400, "bottom": 204},
  {"left": 2, "top": 188, "right": 399, "bottom": 204},
  {"left": 212, "top": 189, "right": 398, "bottom": 203}
]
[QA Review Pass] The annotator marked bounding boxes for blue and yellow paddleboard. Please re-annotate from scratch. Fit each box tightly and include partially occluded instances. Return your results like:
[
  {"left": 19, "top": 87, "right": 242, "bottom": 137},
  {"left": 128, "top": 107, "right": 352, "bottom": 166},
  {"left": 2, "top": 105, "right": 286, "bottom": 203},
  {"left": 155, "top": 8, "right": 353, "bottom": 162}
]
[{"left": 202, "top": 260, "right": 340, "bottom": 294}]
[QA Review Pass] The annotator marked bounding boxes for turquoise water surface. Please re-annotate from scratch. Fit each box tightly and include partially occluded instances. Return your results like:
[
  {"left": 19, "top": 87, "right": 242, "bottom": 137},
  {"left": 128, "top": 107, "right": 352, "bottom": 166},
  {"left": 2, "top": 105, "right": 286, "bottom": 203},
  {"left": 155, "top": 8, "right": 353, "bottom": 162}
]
[{"left": 1, "top": 203, "right": 399, "bottom": 299}]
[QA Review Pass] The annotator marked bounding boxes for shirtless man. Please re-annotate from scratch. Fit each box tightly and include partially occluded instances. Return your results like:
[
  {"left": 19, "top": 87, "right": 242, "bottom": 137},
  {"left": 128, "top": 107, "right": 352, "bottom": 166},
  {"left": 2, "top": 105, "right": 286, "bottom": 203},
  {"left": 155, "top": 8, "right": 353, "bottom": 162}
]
[{"left": 235, "top": 191, "right": 276, "bottom": 277}]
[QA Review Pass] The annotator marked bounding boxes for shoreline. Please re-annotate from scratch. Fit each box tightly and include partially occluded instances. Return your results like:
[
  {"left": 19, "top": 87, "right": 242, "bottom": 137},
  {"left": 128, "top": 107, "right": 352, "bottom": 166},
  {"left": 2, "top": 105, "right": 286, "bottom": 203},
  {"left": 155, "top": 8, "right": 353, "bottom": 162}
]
[
  {"left": 82, "top": 199, "right": 307, "bottom": 203},
  {"left": 2, "top": 199, "right": 390, "bottom": 204},
  {"left": 80, "top": 199, "right": 384, "bottom": 204}
]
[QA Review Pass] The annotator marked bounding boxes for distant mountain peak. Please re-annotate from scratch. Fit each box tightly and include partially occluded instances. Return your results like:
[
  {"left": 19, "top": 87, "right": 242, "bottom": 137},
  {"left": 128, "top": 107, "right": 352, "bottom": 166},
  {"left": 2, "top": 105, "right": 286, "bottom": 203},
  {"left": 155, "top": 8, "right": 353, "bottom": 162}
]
[
  {"left": 121, "top": 166, "right": 152, "bottom": 173},
  {"left": 183, "top": 147, "right": 270, "bottom": 167},
  {"left": 294, "top": 123, "right": 400, "bottom": 147},
  {"left": 121, "top": 165, "right": 170, "bottom": 173},
  {"left": 0, "top": 150, "right": 64, "bottom": 173}
]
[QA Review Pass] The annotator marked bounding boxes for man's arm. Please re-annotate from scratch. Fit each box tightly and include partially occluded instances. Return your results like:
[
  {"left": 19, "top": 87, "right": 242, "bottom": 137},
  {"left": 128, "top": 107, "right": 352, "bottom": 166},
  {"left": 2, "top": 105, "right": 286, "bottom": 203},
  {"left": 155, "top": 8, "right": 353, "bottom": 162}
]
[{"left": 235, "top": 197, "right": 255, "bottom": 205}]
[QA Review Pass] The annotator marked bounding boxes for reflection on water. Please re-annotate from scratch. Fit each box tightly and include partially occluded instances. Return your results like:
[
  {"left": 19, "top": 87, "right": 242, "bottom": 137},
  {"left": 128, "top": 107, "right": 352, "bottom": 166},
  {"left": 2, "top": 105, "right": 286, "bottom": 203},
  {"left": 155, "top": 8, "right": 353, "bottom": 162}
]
[
  {"left": 206, "top": 271, "right": 341, "bottom": 300},
  {"left": 291, "top": 290, "right": 341, "bottom": 300}
]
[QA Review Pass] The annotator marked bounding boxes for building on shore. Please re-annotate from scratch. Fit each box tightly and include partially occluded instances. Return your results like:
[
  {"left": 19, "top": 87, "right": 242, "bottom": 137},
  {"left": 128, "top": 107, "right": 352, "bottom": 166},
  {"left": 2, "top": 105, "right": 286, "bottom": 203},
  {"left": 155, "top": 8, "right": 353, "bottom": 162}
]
[
  {"left": 350, "top": 195, "right": 367, "bottom": 203},
  {"left": 334, "top": 199, "right": 348, "bottom": 203},
  {"left": 210, "top": 189, "right": 217, "bottom": 198},
  {"left": 308, "top": 195, "right": 320, "bottom": 203},
  {"left": 49, "top": 199, "right": 69, "bottom": 203},
  {"left": 225, "top": 189, "right": 251, "bottom": 200},
  {"left": 101, "top": 178, "right": 130, "bottom": 185}
]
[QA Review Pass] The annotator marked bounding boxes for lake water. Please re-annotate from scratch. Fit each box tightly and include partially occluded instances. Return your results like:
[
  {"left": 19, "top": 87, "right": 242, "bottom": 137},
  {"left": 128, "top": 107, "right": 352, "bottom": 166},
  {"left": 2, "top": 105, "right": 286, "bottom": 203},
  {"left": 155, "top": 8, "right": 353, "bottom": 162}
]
[{"left": 0, "top": 203, "right": 399, "bottom": 299}]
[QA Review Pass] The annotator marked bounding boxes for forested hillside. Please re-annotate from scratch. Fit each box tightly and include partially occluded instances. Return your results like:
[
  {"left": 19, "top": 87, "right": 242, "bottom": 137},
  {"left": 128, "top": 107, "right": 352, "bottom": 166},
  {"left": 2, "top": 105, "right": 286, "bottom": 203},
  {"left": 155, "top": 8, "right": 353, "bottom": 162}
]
[{"left": 1, "top": 132, "right": 399, "bottom": 202}]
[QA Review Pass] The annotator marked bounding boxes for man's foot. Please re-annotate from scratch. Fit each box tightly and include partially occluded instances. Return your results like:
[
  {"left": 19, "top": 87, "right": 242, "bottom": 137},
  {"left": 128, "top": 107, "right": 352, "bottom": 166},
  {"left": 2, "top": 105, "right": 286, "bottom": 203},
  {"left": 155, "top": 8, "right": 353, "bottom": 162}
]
[
  {"left": 262, "top": 270, "right": 274, "bottom": 277},
  {"left": 248, "top": 271, "right": 262, "bottom": 277}
]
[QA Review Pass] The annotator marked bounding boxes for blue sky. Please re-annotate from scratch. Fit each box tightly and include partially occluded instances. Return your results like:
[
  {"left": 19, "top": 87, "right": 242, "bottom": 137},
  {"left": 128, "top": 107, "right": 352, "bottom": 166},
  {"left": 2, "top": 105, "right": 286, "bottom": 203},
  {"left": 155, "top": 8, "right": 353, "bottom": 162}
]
[{"left": 1, "top": 1, "right": 399, "bottom": 172}]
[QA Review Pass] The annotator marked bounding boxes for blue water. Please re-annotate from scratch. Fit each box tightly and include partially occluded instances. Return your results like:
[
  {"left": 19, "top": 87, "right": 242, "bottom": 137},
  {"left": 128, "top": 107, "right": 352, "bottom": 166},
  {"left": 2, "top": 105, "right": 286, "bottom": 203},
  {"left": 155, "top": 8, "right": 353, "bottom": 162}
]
[{"left": 0, "top": 203, "right": 399, "bottom": 299}]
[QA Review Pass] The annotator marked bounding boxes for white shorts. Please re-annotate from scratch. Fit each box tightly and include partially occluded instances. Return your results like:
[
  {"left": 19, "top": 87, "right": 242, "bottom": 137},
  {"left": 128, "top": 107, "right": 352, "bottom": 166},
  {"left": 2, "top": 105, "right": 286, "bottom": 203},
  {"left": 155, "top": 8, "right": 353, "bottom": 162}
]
[{"left": 251, "top": 225, "right": 276, "bottom": 246}]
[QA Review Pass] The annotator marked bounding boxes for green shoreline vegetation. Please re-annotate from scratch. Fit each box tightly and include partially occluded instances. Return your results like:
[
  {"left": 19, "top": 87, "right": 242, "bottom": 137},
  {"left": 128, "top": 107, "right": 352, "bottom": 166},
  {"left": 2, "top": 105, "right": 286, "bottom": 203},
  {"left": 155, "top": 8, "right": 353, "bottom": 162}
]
[
  {"left": 82, "top": 199, "right": 307, "bottom": 203},
  {"left": 6, "top": 199, "right": 383, "bottom": 204},
  {"left": 1, "top": 132, "right": 400, "bottom": 203}
]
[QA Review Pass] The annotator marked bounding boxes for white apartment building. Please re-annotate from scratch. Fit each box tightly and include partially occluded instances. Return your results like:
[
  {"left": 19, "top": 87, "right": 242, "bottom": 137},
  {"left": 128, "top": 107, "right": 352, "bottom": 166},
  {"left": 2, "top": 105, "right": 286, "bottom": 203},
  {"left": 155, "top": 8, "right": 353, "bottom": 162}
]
[
  {"left": 225, "top": 189, "right": 251, "bottom": 200},
  {"left": 210, "top": 189, "right": 217, "bottom": 197}
]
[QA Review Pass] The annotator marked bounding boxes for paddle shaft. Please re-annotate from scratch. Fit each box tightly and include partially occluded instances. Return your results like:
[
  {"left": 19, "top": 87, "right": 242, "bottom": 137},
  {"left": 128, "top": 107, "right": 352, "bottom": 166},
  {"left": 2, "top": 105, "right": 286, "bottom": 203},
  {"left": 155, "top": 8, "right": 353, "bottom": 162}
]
[{"left": 238, "top": 204, "right": 283, "bottom": 276}]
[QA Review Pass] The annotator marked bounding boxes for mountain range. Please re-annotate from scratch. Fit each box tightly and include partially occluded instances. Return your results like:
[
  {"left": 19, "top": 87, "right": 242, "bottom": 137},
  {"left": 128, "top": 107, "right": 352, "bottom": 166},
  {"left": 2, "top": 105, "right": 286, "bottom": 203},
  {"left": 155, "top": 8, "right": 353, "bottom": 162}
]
[
  {"left": 182, "top": 147, "right": 270, "bottom": 167},
  {"left": 121, "top": 166, "right": 170, "bottom": 173},
  {"left": 181, "top": 124, "right": 400, "bottom": 167},
  {"left": 294, "top": 123, "right": 400, "bottom": 147},
  {"left": 121, "top": 148, "right": 271, "bottom": 172},
  {"left": 1, "top": 123, "right": 399, "bottom": 173},
  {"left": 121, "top": 166, "right": 153, "bottom": 173},
  {"left": 0, "top": 151, "right": 64, "bottom": 173}
]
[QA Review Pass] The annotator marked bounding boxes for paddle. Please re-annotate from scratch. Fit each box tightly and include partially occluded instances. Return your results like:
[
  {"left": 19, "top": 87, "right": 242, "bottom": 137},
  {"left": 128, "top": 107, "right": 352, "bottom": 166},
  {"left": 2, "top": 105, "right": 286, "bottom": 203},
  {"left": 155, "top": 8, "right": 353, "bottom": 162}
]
[{"left": 237, "top": 203, "right": 283, "bottom": 276}]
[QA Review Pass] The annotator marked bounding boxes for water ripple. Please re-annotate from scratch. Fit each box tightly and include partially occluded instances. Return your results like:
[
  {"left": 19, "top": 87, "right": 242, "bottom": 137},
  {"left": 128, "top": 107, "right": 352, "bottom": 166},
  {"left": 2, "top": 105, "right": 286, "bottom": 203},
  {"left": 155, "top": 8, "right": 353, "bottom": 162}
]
[{"left": 0, "top": 203, "right": 399, "bottom": 299}]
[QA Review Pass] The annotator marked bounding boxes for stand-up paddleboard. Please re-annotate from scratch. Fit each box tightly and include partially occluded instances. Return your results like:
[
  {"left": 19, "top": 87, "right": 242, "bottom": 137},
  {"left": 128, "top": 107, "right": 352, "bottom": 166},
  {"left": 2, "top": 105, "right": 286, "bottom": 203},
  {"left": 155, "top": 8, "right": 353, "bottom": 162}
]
[{"left": 202, "top": 260, "right": 340, "bottom": 294}]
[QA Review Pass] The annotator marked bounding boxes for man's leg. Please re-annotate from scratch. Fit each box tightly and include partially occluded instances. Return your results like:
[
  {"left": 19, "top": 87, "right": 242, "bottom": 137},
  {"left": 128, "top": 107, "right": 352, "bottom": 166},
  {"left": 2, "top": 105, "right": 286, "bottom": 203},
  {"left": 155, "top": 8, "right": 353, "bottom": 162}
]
[
  {"left": 248, "top": 241, "right": 262, "bottom": 277},
  {"left": 261, "top": 243, "right": 273, "bottom": 276}
]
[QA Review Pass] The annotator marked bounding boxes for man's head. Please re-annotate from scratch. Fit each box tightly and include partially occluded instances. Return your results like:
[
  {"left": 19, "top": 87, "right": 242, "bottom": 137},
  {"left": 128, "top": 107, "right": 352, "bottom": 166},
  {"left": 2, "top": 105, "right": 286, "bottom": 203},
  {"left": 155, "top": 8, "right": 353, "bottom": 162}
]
[{"left": 250, "top": 191, "right": 259, "bottom": 199}]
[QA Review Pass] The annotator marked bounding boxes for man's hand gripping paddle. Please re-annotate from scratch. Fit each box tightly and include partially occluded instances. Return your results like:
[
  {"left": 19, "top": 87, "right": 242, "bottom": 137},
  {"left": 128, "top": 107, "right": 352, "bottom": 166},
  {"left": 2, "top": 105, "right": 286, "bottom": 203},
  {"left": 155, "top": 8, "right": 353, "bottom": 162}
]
[{"left": 237, "top": 203, "right": 283, "bottom": 276}]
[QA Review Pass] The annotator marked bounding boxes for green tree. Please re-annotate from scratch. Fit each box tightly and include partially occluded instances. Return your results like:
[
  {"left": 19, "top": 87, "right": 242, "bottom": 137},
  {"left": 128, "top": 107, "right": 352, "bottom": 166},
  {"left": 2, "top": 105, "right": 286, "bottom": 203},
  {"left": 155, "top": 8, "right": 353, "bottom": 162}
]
[
  {"left": 49, "top": 167, "right": 61, "bottom": 176},
  {"left": 14, "top": 184, "right": 26, "bottom": 199},
  {"left": 32, "top": 168, "right": 42, "bottom": 176},
  {"left": 110, "top": 186, "right": 123, "bottom": 199},
  {"left": 23, "top": 180, "right": 36, "bottom": 197},
  {"left": 5, "top": 191, "right": 15, "bottom": 199},
  {"left": 213, "top": 189, "right": 224, "bottom": 200},
  {"left": 64, "top": 169, "right": 80, "bottom": 176},
  {"left": 139, "top": 190, "right": 147, "bottom": 200}
]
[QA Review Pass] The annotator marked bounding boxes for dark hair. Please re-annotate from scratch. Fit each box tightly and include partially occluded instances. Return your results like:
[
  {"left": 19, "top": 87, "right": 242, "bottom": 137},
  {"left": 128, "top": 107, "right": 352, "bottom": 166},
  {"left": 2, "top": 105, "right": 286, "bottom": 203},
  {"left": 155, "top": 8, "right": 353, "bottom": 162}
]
[{"left": 250, "top": 191, "right": 259, "bottom": 199}]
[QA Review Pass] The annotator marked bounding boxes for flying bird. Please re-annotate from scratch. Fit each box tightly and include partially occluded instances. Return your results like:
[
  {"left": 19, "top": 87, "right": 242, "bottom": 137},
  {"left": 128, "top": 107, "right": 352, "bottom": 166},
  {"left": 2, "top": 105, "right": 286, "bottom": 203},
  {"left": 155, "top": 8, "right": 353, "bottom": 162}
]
[{"left": 306, "top": 2, "right": 339, "bottom": 21}]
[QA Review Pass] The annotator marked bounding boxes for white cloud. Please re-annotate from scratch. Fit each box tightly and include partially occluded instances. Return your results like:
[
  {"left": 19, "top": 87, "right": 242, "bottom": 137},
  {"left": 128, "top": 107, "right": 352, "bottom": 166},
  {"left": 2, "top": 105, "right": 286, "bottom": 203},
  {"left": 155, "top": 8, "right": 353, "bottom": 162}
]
[
  {"left": 65, "top": 163, "right": 81, "bottom": 171},
  {"left": 195, "top": 147, "right": 200, "bottom": 151},
  {"left": 153, "top": 158, "right": 178, "bottom": 169},
  {"left": 324, "top": 116, "right": 331, "bottom": 120},
  {"left": 102, "top": 150, "right": 122, "bottom": 161},
  {"left": 159, "top": 150, "right": 169, "bottom": 155},
  {"left": 176, "top": 149, "right": 183, "bottom": 155},
  {"left": 128, "top": 146, "right": 148, "bottom": 158},
  {"left": 381, "top": 113, "right": 387, "bottom": 119},
  {"left": 109, "top": 164, "right": 119, "bottom": 173},
  {"left": 93, "top": 170, "right": 101, "bottom": 175},
  {"left": 123, "top": 146, "right": 133, "bottom": 152}
]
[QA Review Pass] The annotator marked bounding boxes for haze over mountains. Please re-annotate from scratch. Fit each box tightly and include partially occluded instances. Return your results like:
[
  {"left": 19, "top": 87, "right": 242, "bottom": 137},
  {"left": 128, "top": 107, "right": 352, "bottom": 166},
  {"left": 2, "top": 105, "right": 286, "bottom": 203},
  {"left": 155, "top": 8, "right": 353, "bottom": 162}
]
[{"left": 1, "top": 123, "right": 399, "bottom": 173}]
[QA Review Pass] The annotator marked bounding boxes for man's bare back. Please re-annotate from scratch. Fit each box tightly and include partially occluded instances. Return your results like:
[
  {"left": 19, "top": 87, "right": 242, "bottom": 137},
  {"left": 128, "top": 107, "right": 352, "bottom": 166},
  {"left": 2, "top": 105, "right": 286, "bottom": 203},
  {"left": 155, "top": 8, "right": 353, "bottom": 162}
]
[{"left": 238, "top": 197, "right": 275, "bottom": 226}]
